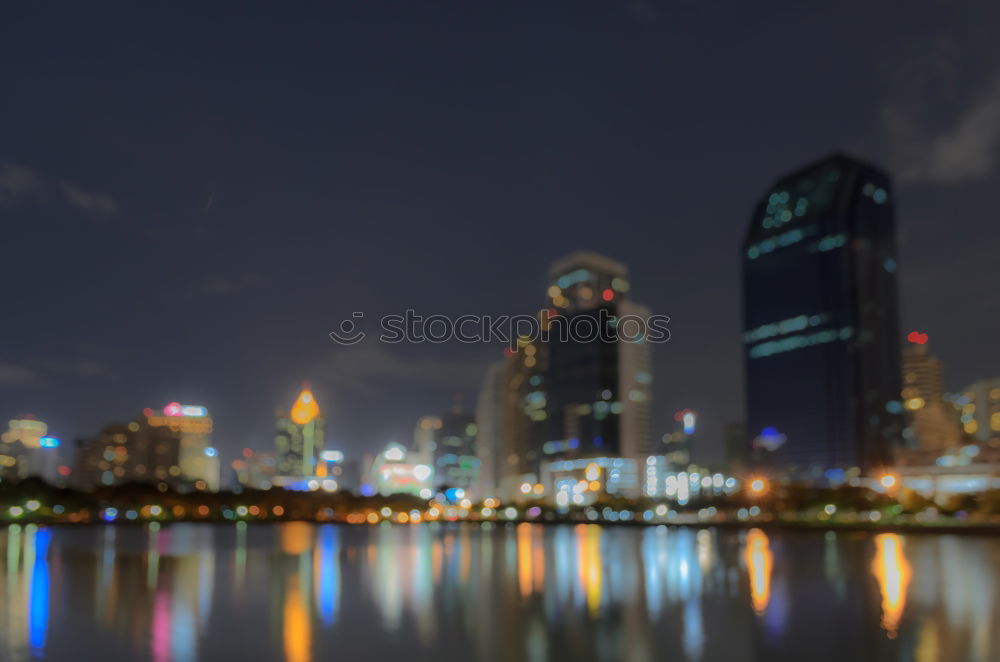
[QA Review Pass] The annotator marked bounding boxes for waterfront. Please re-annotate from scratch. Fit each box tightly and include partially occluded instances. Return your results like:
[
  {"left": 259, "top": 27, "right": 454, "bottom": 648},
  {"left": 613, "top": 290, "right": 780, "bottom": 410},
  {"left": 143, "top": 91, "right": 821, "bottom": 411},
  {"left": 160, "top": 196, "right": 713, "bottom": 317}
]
[{"left": 1, "top": 523, "right": 997, "bottom": 662}]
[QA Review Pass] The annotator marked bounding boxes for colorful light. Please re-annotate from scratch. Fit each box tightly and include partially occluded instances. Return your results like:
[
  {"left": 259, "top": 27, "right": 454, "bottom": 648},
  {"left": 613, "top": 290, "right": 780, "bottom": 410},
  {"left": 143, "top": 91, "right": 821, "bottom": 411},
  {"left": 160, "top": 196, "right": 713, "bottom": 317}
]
[
  {"left": 601, "top": 288, "right": 614, "bottom": 302},
  {"left": 906, "top": 331, "right": 928, "bottom": 345},
  {"left": 290, "top": 387, "right": 320, "bottom": 425},
  {"left": 39, "top": 436, "right": 60, "bottom": 448}
]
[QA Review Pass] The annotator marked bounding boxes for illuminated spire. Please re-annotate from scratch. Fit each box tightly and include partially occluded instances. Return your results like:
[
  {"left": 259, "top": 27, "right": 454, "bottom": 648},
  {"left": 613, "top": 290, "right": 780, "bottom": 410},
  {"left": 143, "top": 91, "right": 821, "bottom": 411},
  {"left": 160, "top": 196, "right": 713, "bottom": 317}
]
[{"left": 290, "top": 385, "right": 320, "bottom": 425}]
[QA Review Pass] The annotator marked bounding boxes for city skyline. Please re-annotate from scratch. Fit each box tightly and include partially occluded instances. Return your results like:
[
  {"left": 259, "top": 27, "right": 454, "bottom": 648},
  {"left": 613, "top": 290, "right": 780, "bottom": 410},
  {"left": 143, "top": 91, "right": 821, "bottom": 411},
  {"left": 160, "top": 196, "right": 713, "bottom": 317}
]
[{"left": 2, "top": 2, "right": 999, "bottom": 466}]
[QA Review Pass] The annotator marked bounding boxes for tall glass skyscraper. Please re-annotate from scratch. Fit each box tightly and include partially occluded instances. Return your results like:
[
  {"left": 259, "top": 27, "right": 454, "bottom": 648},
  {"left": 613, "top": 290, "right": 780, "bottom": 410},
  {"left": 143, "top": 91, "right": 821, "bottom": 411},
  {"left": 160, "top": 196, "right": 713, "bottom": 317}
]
[
  {"left": 742, "top": 154, "right": 903, "bottom": 478},
  {"left": 545, "top": 251, "right": 652, "bottom": 470}
]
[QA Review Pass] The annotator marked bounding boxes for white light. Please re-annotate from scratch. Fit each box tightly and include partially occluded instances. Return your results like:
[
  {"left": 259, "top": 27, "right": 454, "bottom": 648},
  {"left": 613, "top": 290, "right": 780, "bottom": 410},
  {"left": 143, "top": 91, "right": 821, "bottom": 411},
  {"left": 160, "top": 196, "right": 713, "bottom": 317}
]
[
  {"left": 412, "top": 464, "right": 432, "bottom": 481},
  {"left": 419, "top": 488, "right": 433, "bottom": 499},
  {"left": 321, "top": 479, "right": 338, "bottom": 492},
  {"left": 384, "top": 446, "right": 405, "bottom": 462}
]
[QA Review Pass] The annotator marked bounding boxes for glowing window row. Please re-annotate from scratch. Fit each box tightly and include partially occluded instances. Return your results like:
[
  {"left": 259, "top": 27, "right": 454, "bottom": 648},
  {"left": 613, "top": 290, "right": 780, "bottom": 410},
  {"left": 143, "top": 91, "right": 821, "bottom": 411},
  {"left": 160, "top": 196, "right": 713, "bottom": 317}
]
[
  {"left": 748, "top": 326, "right": 854, "bottom": 359},
  {"left": 744, "top": 313, "right": 828, "bottom": 343}
]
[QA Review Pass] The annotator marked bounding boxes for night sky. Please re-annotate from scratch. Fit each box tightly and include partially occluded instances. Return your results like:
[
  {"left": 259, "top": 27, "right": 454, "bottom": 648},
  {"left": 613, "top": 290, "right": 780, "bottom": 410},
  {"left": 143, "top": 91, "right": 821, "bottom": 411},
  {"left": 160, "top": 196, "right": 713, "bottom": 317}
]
[{"left": 2, "top": 2, "right": 998, "bottom": 469}]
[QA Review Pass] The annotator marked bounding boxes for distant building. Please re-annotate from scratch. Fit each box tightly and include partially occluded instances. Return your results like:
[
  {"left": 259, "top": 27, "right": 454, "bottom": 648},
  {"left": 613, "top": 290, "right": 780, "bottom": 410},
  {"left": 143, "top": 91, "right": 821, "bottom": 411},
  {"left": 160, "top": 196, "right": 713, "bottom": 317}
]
[
  {"left": 0, "top": 415, "right": 62, "bottom": 484},
  {"left": 901, "top": 335, "right": 962, "bottom": 450},
  {"left": 275, "top": 385, "right": 325, "bottom": 478},
  {"left": 411, "top": 415, "right": 442, "bottom": 467},
  {"left": 498, "top": 325, "right": 549, "bottom": 498},
  {"left": 434, "top": 402, "right": 478, "bottom": 491},
  {"left": 74, "top": 417, "right": 183, "bottom": 490},
  {"left": 742, "top": 154, "right": 903, "bottom": 478},
  {"left": 231, "top": 449, "right": 277, "bottom": 490},
  {"left": 143, "top": 403, "right": 220, "bottom": 490},
  {"left": 474, "top": 362, "right": 506, "bottom": 498},
  {"left": 369, "top": 442, "right": 433, "bottom": 498},
  {"left": 958, "top": 378, "right": 1000, "bottom": 443}
]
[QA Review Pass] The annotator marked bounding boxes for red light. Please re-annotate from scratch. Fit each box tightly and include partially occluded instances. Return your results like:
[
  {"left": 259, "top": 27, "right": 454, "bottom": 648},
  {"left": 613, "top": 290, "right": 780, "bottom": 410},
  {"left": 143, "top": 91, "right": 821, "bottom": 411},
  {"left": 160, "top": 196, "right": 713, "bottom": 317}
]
[
  {"left": 57, "top": 465, "right": 71, "bottom": 477},
  {"left": 601, "top": 288, "right": 614, "bottom": 302},
  {"left": 242, "top": 447, "right": 253, "bottom": 458},
  {"left": 907, "top": 331, "right": 928, "bottom": 345},
  {"left": 142, "top": 407, "right": 154, "bottom": 417},
  {"left": 164, "top": 402, "right": 182, "bottom": 416}
]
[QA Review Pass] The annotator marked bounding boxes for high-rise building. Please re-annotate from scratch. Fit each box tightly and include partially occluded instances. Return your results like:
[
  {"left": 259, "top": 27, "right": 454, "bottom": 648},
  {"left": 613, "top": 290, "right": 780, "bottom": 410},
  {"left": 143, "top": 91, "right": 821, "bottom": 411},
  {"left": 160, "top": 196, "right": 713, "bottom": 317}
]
[
  {"left": 542, "top": 251, "right": 653, "bottom": 491},
  {"left": 0, "top": 415, "right": 62, "bottom": 483},
  {"left": 434, "top": 401, "right": 478, "bottom": 491},
  {"left": 474, "top": 362, "right": 506, "bottom": 498},
  {"left": 742, "top": 154, "right": 903, "bottom": 478},
  {"left": 143, "top": 403, "right": 220, "bottom": 490},
  {"left": 275, "top": 385, "right": 325, "bottom": 479},
  {"left": 957, "top": 378, "right": 1000, "bottom": 443},
  {"left": 74, "top": 417, "right": 183, "bottom": 490},
  {"left": 901, "top": 334, "right": 962, "bottom": 450},
  {"left": 498, "top": 330, "right": 549, "bottom": 497},
  {"left": 411, "top": 415, "right": 442, "bottom": 467}
]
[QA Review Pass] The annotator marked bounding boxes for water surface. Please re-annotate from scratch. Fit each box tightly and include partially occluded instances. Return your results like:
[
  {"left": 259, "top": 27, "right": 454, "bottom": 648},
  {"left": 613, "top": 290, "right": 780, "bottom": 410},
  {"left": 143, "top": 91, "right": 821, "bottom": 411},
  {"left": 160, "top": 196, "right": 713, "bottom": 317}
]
[{"left": 1, "top": 522, "right": 997, "bottom": 662}]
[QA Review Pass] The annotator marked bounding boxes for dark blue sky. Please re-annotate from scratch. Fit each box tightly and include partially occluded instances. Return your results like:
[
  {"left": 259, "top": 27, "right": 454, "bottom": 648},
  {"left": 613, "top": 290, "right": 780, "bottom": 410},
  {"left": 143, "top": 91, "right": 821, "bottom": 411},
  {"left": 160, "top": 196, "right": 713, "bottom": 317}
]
[{"left": 2, "top": 1, "right": 998, "bottom": 467}]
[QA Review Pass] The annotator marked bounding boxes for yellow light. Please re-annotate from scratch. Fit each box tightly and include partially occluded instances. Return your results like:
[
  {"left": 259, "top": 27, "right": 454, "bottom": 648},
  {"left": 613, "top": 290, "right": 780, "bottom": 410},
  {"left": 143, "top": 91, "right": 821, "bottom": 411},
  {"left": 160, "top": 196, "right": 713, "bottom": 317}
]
[
  {"left": 547, "top": 285, "right": 561, "bottom": 298},
  {"left": 873, "top": 533, "right": 911, "bottom": 639},
  {"left": 589, "top": 480, "right": 601, "bottom": 492},
  {"left": 904, "top": 397, "right": 925, "bottom": 411},
  {"left": 745, "top": 528, "right": 773, "bottom": 614},
  {"left": 532, "top": 483, "right": 544, "bottom": 496},
  {"left": 290, "top": 387, "right": 320, "bottom": 425},
  {"left": 748, "top": 477, "right": 767, "bottom": 496},
  {"left": 880, "top": 473, "right": 897, "bottom": 489},
  {"left": 366, "top": 512, "right": 379, "bottom": 524}
]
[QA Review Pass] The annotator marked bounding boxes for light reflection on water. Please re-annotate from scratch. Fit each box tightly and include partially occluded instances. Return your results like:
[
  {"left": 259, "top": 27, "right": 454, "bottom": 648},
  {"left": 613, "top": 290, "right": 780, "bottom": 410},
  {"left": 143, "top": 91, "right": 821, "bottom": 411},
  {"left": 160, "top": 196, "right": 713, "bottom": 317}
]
[{"left": 0, "top": 522, "right": 998, "bottom": 662}]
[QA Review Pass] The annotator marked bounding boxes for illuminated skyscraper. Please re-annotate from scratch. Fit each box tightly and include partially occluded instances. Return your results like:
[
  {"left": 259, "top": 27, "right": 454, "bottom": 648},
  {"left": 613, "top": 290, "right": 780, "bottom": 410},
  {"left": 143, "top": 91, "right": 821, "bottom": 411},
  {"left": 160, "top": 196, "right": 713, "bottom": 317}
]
[
  {"left": 434, "top": 400, "right": 478, "bottom": 491},
  {"left": 1, "top": 415, "right": 61, "bottom": 483},
  {"left": 543, "top": 252, "right": 653, "bottom": 480},
  {"left": 742, "top": 154, "right": 903, "bottom": 477},
  {"left": 74, "top": 417, "right": 183, "bottom": 489},
  {"left": 144, "top": 403, "right": 220, "bottom": 490},
  {"left": 958, "top": 378, "right": 1000, "bottom": 442},
  {"left": 901, "top": 334, "right": 961, "bottom": 449},
  {"left": 275, "top": 385, "right": 325, "bottom": 478}
]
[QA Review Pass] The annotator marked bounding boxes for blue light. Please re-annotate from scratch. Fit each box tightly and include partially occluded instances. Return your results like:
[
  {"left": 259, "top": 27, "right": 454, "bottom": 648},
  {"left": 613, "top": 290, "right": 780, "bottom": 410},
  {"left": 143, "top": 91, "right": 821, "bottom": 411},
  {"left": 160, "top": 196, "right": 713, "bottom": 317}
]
[
  {"left": 204, "top": 447, "right": 218, "bottom": 457},
  {"left": 359, "top": 484, "right": 376, "bottom": 497},
  {"left": 762, "top": 427, "right": 778, "bottom": 437},
  {"left": 444, "top": 487, "right": 465, "bottom": 503},
  {"left": 29, "top": 529, "right": 51, "bottom": 654},
  {"left": 567, "top": 437, "right": 580, "bottom": 449},
  {"left": 39, "top": 436, "right": 60, "bottom": 449}
]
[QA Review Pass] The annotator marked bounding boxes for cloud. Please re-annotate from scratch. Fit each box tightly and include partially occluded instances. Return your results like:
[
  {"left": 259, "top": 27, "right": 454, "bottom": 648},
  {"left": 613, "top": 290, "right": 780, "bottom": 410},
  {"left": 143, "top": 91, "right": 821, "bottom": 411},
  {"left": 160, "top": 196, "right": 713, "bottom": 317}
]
[
  {"left": 58, "top": 181, "right": 119, "bottom": 214},
  {"left": 886, "top": 77, "right": 1000, "bottom": 184},
  {"left": 0, "top": 362, "right": 36, "bottom": 386},
  {"left": 0, "top": 162, "right": 119, "bottom": 215},
  {"left": 40, "top": 359, "right": 116, "bottom": 379}
]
